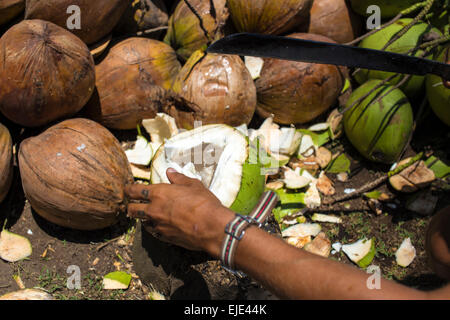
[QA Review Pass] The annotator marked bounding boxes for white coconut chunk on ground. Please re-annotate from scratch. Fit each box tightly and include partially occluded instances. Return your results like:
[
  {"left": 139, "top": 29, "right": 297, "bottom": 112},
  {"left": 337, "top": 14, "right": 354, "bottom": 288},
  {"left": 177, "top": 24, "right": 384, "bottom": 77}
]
[
  {"left": 245, "top": 56, "right": 264, "bottom": 80},
  {"left": 332, "top": 242, "right": 342, "bottom": 252},
  {"left": 395, "top": 238, "right": 416, "bottom": 267},
  {"left": 298, "top": 134, "right": 316, "bottom": 158},
  {"left": 151, "top": 125, "right": 249, "bottom": 208},
  {"left": 125, "top": 136, "right": 153, "bottom": 166},
  {"left": 0, "top": 230, "right": 32, "bottom": 262},
  {"left": 304, "top": 181, "right": 321, "bottom": 209},
  {"left": 311, "top": 213, "right": 342, "bottom": 224},
  {"left": 0, "top": 289, "right": 53, "bottom": 300},
  {"left": 342, "top": 238, "right": 376, "bottom": 268},
  {"left": 142, "top": 113, "right": 179, "bottom": 146},
  {"left": 103, "top": 271, "right": 132, "bottom": 290},
  {"left": 269, "top": 127, "right": 302, "bottom": 156},
  {"left": 308, "top": 122, "right": 330, "bottom": 132},
  {"left": 130, "top": 163, "right": 151, "bottom": 181},
  {"left": 282, "top": 223, "right": 322, "bottom": 238},
  {"left": 283, "top": 167, "right": 311, "bottom": 189}
]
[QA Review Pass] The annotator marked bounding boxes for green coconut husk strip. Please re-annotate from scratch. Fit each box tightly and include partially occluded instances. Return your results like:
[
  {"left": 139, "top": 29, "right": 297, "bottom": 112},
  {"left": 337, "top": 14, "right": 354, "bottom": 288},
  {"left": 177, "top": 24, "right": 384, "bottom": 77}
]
[{"left": 103, "top": 271, "right": 132, "bottom": 290}]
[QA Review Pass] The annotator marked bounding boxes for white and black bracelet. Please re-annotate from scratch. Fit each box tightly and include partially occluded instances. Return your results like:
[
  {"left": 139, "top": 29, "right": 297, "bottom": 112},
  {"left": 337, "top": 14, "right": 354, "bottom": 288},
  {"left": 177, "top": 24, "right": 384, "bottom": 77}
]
[{"left": 220, "top": 191, "right": 279, "bottom": 274}]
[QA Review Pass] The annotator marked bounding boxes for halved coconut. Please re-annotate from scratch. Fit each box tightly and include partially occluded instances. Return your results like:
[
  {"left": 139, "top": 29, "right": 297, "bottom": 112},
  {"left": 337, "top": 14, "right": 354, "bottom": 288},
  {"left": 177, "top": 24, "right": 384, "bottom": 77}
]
[
  {"left": 103, "top": 271, "right": 132, "bottom": 290},
  {"left": 395, "top": 238, "right": 416, "bottom": 267},
  {"left": 0, "top": 229, "right": 32, "bottom": 262},
  {"left": 150, "top": 124, "right": 265, "bottom": 214},
  {"left": 342, "top": 238, "right": 376, "bottom": 268},
  {"left": 0, "top": 289, "right": 53, "bottom": 300}
]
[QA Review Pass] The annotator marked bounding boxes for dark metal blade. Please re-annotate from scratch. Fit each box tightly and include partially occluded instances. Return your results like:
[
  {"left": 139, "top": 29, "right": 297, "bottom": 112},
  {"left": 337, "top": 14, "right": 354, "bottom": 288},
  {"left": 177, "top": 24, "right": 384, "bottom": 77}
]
[{"left": 207, "top": 33, "right": 450, "bottom": 80}]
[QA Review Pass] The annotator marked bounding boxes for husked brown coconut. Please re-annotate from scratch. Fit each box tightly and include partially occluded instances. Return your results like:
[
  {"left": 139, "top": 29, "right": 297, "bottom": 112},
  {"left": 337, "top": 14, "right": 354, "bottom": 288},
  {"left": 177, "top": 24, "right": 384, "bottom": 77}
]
[
  {"left": 19, "top": 119, "right": 134, "bottom": 230},
  {"left": 0, "top": 123, "right": 13, "bottom": 203},
  {"left": 171, "top": 50, "right": 257, "bottom": 128},
  {"left": 301, "top": 0, "right": 362, "bottom": 43},
  {"left": 0, "top": 0, "right": 24, "bottom": 25},
  {"left": 25, "top": 0, "right": 128, "bottom": 45},
  {"left": 0, "top": 20, "right": 95, "bottom": 127},
  {"left": 84, "top": 37, "right": 183, "bottom": 130},
  {"left": 227, "top": 0, "right": 313, "bottom": 35},
  {"left": 255, "top": 33, "right": 345, "bottom": 125}
]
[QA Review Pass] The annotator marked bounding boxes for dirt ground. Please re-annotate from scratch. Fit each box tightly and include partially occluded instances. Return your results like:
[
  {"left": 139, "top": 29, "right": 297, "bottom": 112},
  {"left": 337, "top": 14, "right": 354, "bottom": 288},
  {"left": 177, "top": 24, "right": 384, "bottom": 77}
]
[{"left": 0, "top": 104, "right": 448, "bottom": 300}]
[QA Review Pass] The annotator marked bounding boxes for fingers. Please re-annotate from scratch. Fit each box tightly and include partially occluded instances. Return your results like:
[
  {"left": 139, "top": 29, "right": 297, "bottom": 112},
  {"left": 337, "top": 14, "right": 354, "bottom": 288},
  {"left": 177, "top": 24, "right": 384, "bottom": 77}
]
[
  {"left": 127, "top": 203, "right": 152, "bottom": 220},
  {"left": 166, "top": 168, "right": 201, "bottom": 186},
  {"left": 125, "top": 184, "right": 154, "bottom": 201}
]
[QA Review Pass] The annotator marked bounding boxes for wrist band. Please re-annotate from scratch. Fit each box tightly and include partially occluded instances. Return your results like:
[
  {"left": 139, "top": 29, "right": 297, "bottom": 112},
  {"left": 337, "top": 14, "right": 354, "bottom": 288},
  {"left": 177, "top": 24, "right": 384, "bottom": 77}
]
[{"left": 220, "top": 191, "right": 279, "bottom": 274}]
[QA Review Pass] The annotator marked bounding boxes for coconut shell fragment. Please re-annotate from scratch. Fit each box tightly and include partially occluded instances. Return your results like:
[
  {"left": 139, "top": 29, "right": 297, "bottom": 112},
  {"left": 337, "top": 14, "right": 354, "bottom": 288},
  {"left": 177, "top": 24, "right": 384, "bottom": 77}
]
[
  {"left": 0, "top": 20, "right": 95, "bottom": 127},
  {"left": 18, "top": 118, "right": 134, "bottom": 230},
  {"left": 84, "top": 38, "right": 182, "bottom": 130},
  {"left": 255, "top": 33, "right": 345, "bottom": 125},
  {"left": 0, "top": 123, "right": 13, "bottom": 203},
  {"left": 389, "top": 158, "right": 436, "bottom": 193},
  {"left": 25, "top": 0, "right": 129, "bottom": 45}
]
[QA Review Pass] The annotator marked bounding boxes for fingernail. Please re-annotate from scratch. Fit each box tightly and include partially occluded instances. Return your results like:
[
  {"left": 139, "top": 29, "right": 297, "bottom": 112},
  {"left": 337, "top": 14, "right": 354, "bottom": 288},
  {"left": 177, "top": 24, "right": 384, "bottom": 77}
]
[{"left": 167, "top": 168, "right": 177, "bottom": 174}]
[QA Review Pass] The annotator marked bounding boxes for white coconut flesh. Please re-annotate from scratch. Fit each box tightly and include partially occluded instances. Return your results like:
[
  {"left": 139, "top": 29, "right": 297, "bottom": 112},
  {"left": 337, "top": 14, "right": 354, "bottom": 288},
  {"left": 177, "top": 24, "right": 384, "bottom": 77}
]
[
  {"left": 0, "top": 230, "right": 32, "bottom": 262},
  {"left": 395, "top": 238, "right": 416, "bottom": 267},
  {"left": 0, "top": 289, "right": 53, "bottom": 300},
  {"left": 125, "top": 136, "right": 153, "bottom": 166},
  {"left": 151, "top": 125, "right": 248, "bottom": 208},
  {"left": 342, "top": 238, "right": 374, "bottom": 265},
  {"left": 281, "top": 223, "right": 322, "bottom": 238}
]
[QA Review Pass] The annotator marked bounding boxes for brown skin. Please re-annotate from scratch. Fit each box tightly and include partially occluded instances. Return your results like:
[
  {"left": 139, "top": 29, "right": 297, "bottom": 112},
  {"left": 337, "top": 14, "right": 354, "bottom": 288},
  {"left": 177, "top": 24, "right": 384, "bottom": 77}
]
[
  {"left": 19, "top": 118, "right": 133, "bottom": 231},
  {"left": 0, "top": 20, "right": 95, "bottom": 127},
  {"left": 126, "top": 168, "right": 450, "bottom": 300},
  {"left": 25, "top": 0, "right": 128, "bottom": 45}
]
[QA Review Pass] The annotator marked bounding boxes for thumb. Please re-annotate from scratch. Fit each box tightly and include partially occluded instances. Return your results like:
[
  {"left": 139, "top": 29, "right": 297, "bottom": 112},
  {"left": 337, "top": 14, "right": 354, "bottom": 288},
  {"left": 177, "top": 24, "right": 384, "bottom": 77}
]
[{"left": 166, "top": 168, "right": 199, "bottom": 185}]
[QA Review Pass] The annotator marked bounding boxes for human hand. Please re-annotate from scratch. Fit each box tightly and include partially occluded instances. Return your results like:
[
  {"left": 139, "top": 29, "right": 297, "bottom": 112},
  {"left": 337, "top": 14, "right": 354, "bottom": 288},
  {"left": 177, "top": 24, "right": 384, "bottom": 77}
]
[
  {"left": 426, "top": 206, "right": 450, "bottom": 280},
  {"left": 125, "top": 168, "right": 235, "bottom": 258}
]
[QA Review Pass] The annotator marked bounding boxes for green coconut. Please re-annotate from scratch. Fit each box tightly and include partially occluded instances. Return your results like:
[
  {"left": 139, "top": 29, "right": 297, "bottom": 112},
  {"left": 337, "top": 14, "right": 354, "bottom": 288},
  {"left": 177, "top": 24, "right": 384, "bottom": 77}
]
[
  {"left": 354, "top": 19, "right": 443, "bottom": 98},
  {"left": 349, "top": 0, "right": 422, "bottom": 19},
  {"left": 343, "top": 80, "right": 414, "bottom": 164},
  {"left": 164, "top": 0, "right": 228, "bottom": 61},
  {"left": 426, "top": 47, "right": 450, "bottom": 126},
  {"left": 150, "top": 124, "right": 265, "bottom": 215}
]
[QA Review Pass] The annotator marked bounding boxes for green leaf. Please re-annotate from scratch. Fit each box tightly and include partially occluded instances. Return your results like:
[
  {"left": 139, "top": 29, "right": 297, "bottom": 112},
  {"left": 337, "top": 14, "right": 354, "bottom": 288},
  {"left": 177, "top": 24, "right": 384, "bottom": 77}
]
[
  {"left": 326, "top": 154, "right": 351, "bottom": 174},
  {"left": 425, "top": 156, "right": 450, "bottom": 179}
]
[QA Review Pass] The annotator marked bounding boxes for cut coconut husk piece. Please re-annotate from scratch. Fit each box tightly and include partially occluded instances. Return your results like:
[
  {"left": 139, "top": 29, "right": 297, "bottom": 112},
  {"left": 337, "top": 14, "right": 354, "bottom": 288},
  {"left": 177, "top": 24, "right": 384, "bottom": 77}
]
[
  {"left": 125, "top": 136, "right": 153, "bottom": 166},
  {"left": 282, "top": 223, "right": 321, "bottom": 238},
  {"left": 305, "top": 181, "right": 322, "bottom": 209},
  {"left": 265, "top": 181, "right": 284, "bottom": 191},
  {"left": 89, "top": 34, "right": 112, "bottom": 59},
  {"left": 142, "top": 113, "right": 179, "bottom": 146},
  {"left": 342, "top": 238, "right": 376, "bottom": 268},
  {"left": 0, "top": 229, "right": 32, "bottom": 262},
  {"left": 395, "top": 238, "right": 416, "bottom": 268},
  {"left": 130, "top": 164, "right": 151, "bottom": 181},
  {"left": 0, "top": 289, "right": 53, "bottom": 300},
  {"left": 103, "top": 271, "right": 132, "bottom": 290},
  {"left": 286, "top": 235, "right": 311, "bottom": 249},
  {"left": 311, "top": 213, "right": 342, "bottom": 224},
  {"left": 151, "top": 124, "right": 265, "bottom": 214},
  {"left": 298, "top": 134, "right": 316, "bottom": 158},
  {"left": 389, "top": 158, "right": 435, "bottom": 193},
  {"left": 316, "top": 172, "right": 335, "bottom": 196},
  {"left": 304, "top": 232, "right": 331, "bottom": 258},
  {"left": 327, "top": 108, "right": 344, "bottom": 139},
  {"left": 316, "top": 147, "right": 332, "bottom": 169},
  {"left": 245, "top": 56, "right": 264, "bottom": 80},
  {"left": 425, "top": 156, "right": 450, "bottom": 179},
  {"left": 283, "top": 167, "right": 312, "bottom": 190}
]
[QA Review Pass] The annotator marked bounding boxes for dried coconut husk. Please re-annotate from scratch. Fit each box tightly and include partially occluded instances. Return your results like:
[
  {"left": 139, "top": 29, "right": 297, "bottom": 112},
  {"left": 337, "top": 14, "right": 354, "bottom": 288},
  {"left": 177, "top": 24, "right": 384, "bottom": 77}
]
[
  {"left": 164, "top": 0, "right": 229, "bottom": 61},
  {"left": 84, "top": 37, "right": 189, "bottom": 130},
  {"left": 0, "top": 20, "right": 95, "bottom": 127},
  {"left": 18, "top": 118, "right": 134, "bottom": 231},
  {"left": 0, "top": 123, "right": 13, "bottom": 203},
  {"left": 171, "top": 50, "right": 257, "bottom": 128},
  {"left": 0, "top": 0, "right": 24, "bottom": 25},
  {"left": 298, "top": 0, "right": 362, "bottom": 43},
  {"left": 227, "top": 0, "right": 313, "bottom": 35},
  {"left": 25, "top": 0, "right": 128, "bottom": 45},
  {"left": 255, "top": 33, "right": 345, "bottom": 125}
]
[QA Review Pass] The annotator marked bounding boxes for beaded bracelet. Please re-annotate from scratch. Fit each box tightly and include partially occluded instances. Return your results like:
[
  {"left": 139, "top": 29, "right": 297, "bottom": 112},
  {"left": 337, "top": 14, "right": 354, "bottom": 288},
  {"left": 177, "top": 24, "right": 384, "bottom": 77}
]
[{"left": 220, "top": 191, "right": 279, "bottom": 274}]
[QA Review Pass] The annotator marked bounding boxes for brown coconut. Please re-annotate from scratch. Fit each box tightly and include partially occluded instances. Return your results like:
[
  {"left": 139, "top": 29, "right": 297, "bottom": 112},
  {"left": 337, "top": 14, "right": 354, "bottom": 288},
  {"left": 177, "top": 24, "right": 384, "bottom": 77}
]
[
  {"left": 0, "top": 123, "right": 13, "bottom": 203},
  {"left": 227, "top": 0, "right": 313, "bottom": 35},
  {"left": 25, "top": 0, "right": 128, "bottom": 45},
  {"left": 0, "top": 20, "right": 95, "bottom": 128},
  {"left": 0, "top": 0, "right": 24, "bottom": 25},
  {"left": 300, "top": 0, "right": 362, "bottom": 43},
  {"left": 171, "top": 51, "right": 257, "bottom": 128},
  {"left": 84, "top": 37, "right": 185, "bottom": 130},
  {"left": 255, "top": 33, "right": 345, "bottom": 125},
  {"left": 18, "top": 118, "right": 134, "bottom": 231}
]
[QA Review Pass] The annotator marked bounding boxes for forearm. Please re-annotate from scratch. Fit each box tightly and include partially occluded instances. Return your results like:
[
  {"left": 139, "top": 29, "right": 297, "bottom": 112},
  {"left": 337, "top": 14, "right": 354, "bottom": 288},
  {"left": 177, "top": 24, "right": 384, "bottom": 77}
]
[{"left": 215, "top": 223, "right": 428, "bottom": 300}]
